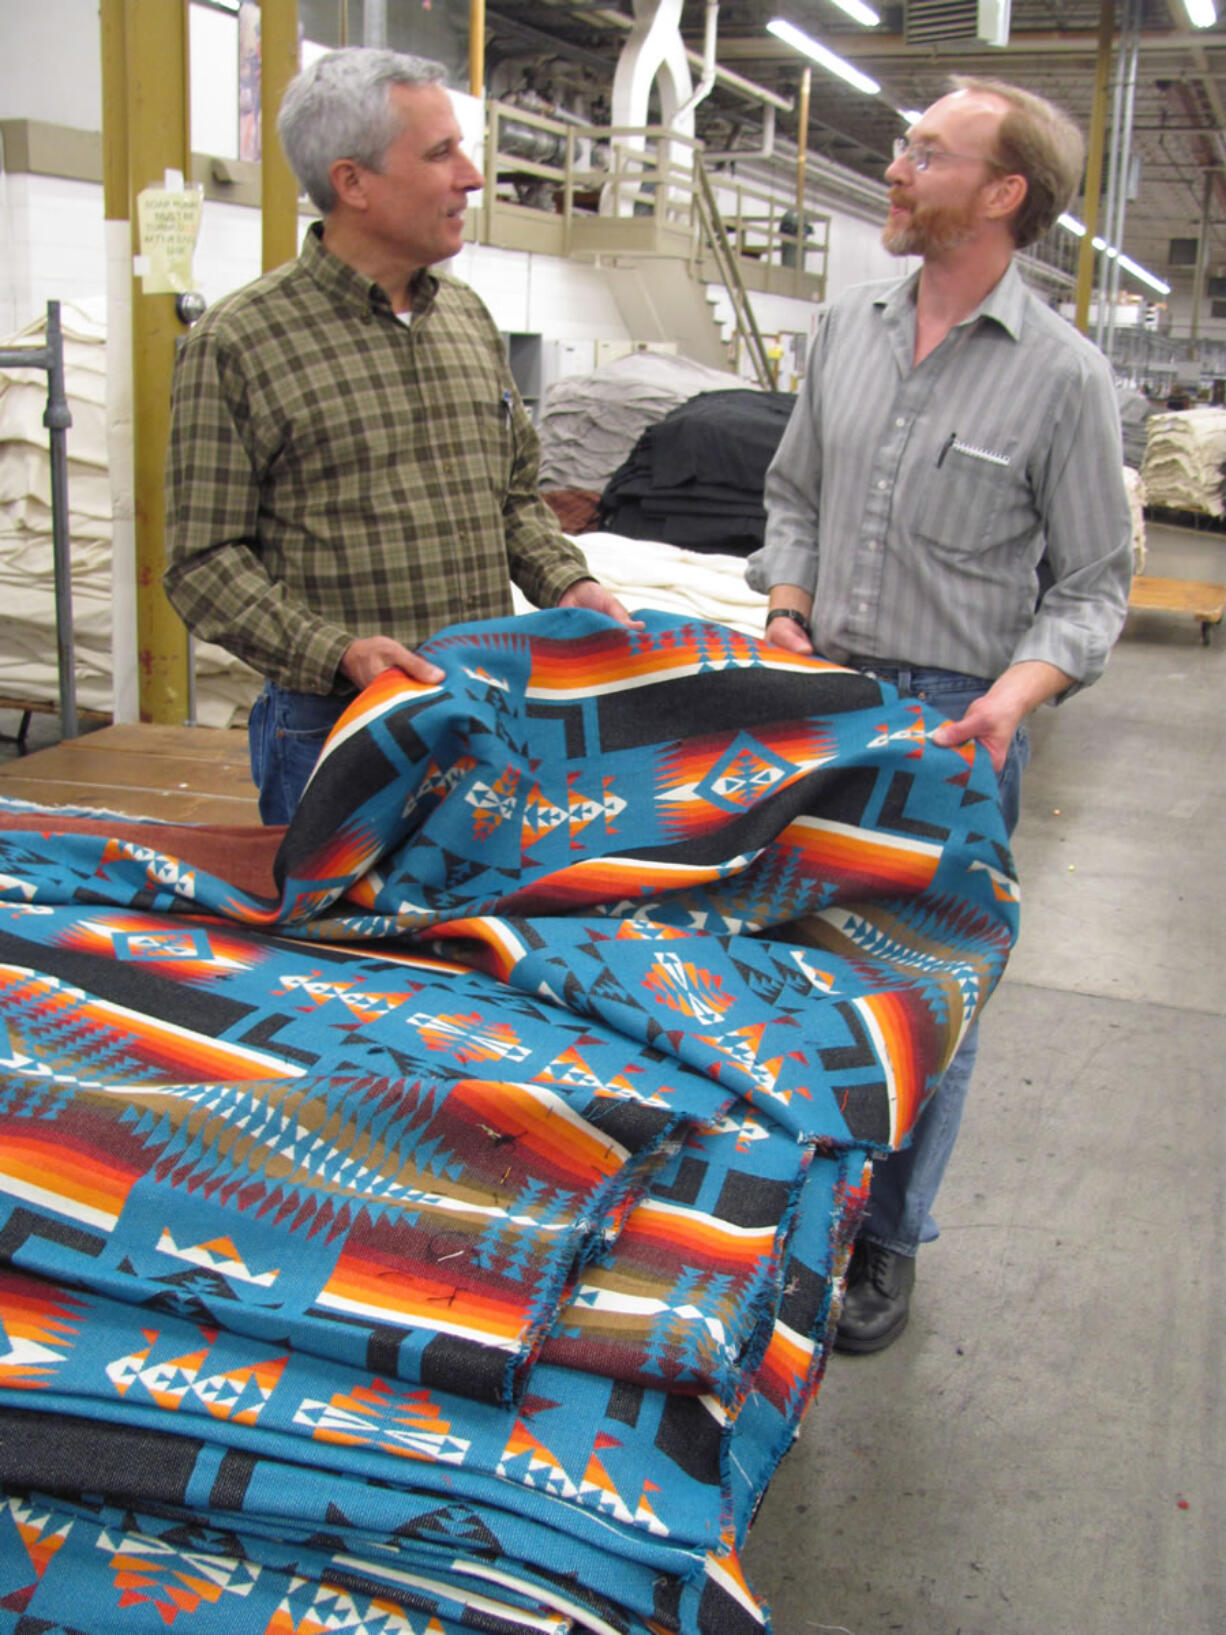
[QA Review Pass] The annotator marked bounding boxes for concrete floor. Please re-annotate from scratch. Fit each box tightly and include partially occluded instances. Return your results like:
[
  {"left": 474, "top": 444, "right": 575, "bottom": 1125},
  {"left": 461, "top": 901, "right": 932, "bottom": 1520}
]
[
  {"left": 743, "top": 520, "right": 1226, "bottom": 1635},
  {"left": 2, "top": 525, "right": 1222, "bottom": 1633}
]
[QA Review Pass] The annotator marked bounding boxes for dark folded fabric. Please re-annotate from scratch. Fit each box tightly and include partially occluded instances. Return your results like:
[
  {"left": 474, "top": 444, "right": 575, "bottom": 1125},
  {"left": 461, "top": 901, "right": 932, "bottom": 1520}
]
[{"left": 599, "top": 389, "right": 796, "bottom": 555}]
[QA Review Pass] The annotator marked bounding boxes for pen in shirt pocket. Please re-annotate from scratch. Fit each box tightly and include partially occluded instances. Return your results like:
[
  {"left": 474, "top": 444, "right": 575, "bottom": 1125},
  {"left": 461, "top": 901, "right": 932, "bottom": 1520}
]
[
  {"left": 937, "top": 431, "right": 956, "bottom": 468},
  {"left": 503, "top": 389, "right": 513, "bottom": 427}
]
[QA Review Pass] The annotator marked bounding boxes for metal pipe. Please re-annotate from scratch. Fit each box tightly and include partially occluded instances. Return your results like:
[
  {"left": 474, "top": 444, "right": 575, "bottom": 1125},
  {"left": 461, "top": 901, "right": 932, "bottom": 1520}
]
[
  {"left": 0, "top": 308, "right": 77, "bottom": 739},
  {"left": 1074, "top": 0, "right": 1114, "bottom": 336},
  {"left": 42, "top": 304, "right": 77, "bottom": 742},
  {"left": 1095, "top": 25, "right": 1126, "bottom": 350},
  {"left": 674, "top": 0, "right": 718, "bottom": 125},
  {"left": 1190, "top": 170, "right": 1212, "bottom": 341},
  {"left": 1104, "top": 0, "right": 1142, "bottom": 361},
  {"left": 364, "top": 0, "right": 387, "bottom": 47}
]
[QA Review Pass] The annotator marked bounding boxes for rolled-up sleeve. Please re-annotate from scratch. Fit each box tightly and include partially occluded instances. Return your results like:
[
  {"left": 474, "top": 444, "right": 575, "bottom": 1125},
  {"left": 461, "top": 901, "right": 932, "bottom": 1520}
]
[{"left": 1010, "top": 356, "right": 1132, "bottom": 688}]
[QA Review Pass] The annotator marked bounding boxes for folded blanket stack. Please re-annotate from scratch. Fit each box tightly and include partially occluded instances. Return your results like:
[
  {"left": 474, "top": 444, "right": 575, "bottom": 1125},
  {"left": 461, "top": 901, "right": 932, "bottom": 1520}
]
[
  {"left": 598, "top": 391, "right": 796, "bottom": 556},
  {"left": 538, "top": 352, "right": 757, "bottom": 492},
  {"left": 0, "top": 302, "right": 259, "bottom": 724},
  {"left": 1140, "top": 405, "right": 1226, "bottom": 515},
  {"left": 0, "top": 611, "right": 1018, "bottom": 1633},
  {"left": 1123, "top": 465, "right": 1147, "bottom": 573}
]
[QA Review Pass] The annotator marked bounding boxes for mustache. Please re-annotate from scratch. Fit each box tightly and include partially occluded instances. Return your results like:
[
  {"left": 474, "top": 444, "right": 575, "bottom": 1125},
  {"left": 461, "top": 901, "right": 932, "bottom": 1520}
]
[{"left": 887, "top": 188, "right": 913, "bottom": 209}]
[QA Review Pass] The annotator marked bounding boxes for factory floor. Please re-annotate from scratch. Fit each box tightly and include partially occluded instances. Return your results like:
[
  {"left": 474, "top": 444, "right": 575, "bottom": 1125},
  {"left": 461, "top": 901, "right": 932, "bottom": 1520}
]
[
  {"left": 0, "top": 521, "right": 1222, "bottom": 1634},
  {"left": 743, "top": 517, "right": 1226, "bottom": 1634}
]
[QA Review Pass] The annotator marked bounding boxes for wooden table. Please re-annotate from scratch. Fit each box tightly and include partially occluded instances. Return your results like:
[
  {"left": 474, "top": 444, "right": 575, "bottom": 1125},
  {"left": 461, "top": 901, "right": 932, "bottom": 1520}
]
[{"left": 0, "top": 723, "right": 261, "bottom": 825}]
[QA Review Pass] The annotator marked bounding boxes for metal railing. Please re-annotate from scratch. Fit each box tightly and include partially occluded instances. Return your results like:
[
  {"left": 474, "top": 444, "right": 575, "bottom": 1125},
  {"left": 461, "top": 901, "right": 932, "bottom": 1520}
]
[
  {"left": 480, "top": 100, "right": 827, "bottom": 380},
  {"left": 0, "top": 301, "right": 77, "bottom": 739}
]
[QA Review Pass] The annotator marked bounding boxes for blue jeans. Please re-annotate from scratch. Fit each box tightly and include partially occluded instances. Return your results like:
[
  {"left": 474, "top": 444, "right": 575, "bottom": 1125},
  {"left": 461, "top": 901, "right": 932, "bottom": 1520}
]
[
  {"left": 850, "top": 664, "right": 1030, "bottom": 1256},
  {"left": 247, "top": 681, "right": 352, "bottom": 825}
]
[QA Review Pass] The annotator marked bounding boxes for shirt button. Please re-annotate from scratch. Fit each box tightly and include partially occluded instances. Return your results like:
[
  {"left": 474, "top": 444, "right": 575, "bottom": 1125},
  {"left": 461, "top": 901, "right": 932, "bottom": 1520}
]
[
  {"left": 877, "top": 478, "right": 888, "bottom": 491},
  {"left": 859, "top": 601, "right": 869, "bottom": 613},
  {"left": 894, "top": 416, "right": 906, "bottom": 428},
  {"left": 867, "top": 540, "right": 879, "bottom": 551}
]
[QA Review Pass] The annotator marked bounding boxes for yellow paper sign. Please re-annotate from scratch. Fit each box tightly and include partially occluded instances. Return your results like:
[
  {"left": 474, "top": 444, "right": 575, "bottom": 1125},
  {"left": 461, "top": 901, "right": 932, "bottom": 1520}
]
[{"left": 136, "top": 184, "right": 204, "bottom": 294}]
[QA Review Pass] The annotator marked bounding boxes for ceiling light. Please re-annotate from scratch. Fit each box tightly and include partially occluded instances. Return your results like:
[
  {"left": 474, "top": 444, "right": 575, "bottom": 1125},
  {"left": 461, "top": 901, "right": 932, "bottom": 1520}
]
[
  {"left": 1182, "top": 0, "right": 1216, "bottom": 28},
  {"left": 1057, "top": 215, "right": 1171, "bottom": 294},
  {"left": 828, "top": 0, "right": 882, "bottom": 24},
  {"left": 1115, "top": 254, "right": 1172, "bottom": 295},
  {"left": 766, "top": 19, "right": 881, "bottom": 94},
  {"left": 897, "top": 107, "right": 926, "bottom": 125}
]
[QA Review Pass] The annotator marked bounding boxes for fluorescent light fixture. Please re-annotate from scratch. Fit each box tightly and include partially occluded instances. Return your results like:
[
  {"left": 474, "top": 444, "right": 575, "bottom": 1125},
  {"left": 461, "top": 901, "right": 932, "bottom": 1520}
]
[
  {"left": 1115, "top": 253, "right": 1172, "bottom": 295},
  {"left": 1057, "top": 214, "right": 1171, "bottom": 294},
  {"left": 828, "top": 0, "right": 882, "bottom": 24},
  {"left": 1182, "top": 0, "right": 1216, "bottom": 27},
  {"left": 897, "top": 107, "right": 926, "bottom": 125},
  {"left": 766, "top": 19, "right": 881, "bottom": 94}
]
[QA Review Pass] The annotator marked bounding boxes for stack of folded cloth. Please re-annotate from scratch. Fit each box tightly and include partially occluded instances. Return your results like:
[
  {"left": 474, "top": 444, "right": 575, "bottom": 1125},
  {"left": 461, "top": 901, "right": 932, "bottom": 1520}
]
[
  {"left": 598, "top": 390, "right": 796, "bottom": 555},
  {"left": 0, "top": 610, "right": 1018, "bottom": 1633},
  {"left": 0, "top": 301, "right": 260, "bottom": 724},
  {"left": 1140, "top": 405, "right": 1226, "bottom": 515},
  {"left": 537, "top": 351, "right": 757, "bottom": 493}
]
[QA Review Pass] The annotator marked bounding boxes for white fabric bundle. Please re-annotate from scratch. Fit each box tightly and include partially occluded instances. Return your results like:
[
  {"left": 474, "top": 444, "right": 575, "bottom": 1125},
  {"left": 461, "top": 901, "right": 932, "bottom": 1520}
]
[
  {"left": 513, "top": 530, "right": 768, "bottom": 634},
  {"left": 0, "top": 301, "right": 259, "bottom": 727},
  {"left": 1140, "top": 407, "right": 1226, "bottom": 516},
  {"left": 1123, "top": 464, "right": 1147, "bottom": 574}
]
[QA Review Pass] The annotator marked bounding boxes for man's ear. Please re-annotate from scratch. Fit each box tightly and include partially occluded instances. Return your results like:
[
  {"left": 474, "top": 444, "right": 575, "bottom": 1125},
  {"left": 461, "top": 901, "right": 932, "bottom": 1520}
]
[
  {"left": 985, "top": 171, "right": 1027, "bottom": 224},
  {"left": 329, "top": 157, "right": 367, "bottom": 211}
]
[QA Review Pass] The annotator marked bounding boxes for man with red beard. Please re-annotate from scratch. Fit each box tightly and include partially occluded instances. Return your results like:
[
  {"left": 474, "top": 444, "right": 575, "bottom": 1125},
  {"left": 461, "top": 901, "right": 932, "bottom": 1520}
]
[
  {"left": 166, "top": 48, "right": 636, "bottom": 824},
  {"left": 746, "top": 77, "right": 1131, "bottom": 1352}
]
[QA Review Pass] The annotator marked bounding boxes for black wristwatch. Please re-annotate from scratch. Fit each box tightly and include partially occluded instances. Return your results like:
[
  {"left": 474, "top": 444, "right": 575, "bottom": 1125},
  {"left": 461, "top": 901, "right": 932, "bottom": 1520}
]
[{"left": 765, "top": 607, "right": 812, "bottom": 638}]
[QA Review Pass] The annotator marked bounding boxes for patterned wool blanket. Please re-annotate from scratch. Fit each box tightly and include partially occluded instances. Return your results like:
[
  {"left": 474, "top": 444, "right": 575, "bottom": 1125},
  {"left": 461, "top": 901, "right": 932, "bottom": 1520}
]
[{"left": 0, "top": 611, "right": 1018, "bottom": 1634}]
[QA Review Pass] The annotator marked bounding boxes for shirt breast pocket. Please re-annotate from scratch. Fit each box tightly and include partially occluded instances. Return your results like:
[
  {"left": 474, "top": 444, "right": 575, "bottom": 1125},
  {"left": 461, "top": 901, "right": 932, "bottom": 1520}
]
[{"left": 913, "top": 445, "right": 1025, "bottom": 553}]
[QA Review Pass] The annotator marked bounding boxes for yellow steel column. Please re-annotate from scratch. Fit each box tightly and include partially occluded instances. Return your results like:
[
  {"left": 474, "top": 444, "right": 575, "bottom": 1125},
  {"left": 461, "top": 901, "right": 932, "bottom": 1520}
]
[
  {"left": 470, "top": 0, "right": 486, "bottom": 99},
  {"left": 261, "top": 0, "right": 301, "bottom": 272},
  {"left": 122, "top": 0, "right": 191, "bottom": 723},
  {"left": 794, "top": 66, "right": 810, "bottom": 266},
  {"left": 1074, "top": 0, "right": 1115, "bottom": 336}
]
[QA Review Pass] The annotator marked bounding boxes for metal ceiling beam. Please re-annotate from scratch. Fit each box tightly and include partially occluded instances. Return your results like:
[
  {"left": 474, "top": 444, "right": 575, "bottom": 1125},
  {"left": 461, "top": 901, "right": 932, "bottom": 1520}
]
[{"left": 710, "top": 29, "right": 1226, "bottom": 62}]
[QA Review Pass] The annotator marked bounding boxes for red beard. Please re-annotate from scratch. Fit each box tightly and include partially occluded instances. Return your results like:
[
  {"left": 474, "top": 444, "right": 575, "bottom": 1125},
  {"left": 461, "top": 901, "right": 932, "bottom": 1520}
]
[{"left": 882, "top": 189, "right": 982, "bottom": 257}]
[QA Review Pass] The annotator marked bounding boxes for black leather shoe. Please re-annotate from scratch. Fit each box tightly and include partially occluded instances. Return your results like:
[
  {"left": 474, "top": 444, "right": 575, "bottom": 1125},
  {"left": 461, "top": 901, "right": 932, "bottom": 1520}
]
[{"left": 834, "top": 1238, "right": 916, "bottom": 1354}]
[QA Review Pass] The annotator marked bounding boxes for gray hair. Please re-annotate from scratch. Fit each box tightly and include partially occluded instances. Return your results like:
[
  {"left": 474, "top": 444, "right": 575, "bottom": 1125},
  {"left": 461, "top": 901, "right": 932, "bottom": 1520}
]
[{"left": 277, "top": 48, "right": 448, "bottom": 214}]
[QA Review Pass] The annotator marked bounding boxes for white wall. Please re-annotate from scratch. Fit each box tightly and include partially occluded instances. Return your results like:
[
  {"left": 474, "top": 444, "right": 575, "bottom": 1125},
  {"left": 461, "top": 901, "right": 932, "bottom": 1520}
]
[
  {"left": 0, "top": 0, "right": 102, "bottom": 132},
  {"left": 0, "top": 173, "right": 105, "bottom": 338}
]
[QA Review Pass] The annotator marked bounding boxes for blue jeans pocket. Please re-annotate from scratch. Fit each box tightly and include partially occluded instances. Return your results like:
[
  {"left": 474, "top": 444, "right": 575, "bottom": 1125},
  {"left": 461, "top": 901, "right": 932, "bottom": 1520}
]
[{"left": 248, "top": 684, "right": 348, "bottom": 825}]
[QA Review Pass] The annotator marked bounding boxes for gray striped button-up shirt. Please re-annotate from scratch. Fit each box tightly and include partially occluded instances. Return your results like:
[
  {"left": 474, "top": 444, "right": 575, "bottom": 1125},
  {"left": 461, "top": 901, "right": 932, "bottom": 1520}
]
[{"left": 747, "top": 263, "right": 1132, "bottom": 688}]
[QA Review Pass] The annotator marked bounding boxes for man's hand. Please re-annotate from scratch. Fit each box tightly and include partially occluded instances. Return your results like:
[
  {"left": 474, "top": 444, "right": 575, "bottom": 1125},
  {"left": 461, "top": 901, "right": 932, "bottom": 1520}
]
[
  {"left": 340, "top": 636, "right": 445, "bottom": 691},
  {"left": 929, "top": 660, "right": 1073, "bottom": 772},
  {"left": 763, "top": 595, "right": 815, "bottom": 655},
  {"left": 763, "top": 613, "right": 814, "bottom": 655},
  {"left": 558, "top": 579, "right": 646, "bottom": 630}
]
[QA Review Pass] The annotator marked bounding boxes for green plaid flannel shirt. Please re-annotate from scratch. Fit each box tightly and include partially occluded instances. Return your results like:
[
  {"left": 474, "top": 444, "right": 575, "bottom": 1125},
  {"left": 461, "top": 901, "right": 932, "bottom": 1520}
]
[{"left": 164, "top": 224, "right": 589, "bottom": 693}]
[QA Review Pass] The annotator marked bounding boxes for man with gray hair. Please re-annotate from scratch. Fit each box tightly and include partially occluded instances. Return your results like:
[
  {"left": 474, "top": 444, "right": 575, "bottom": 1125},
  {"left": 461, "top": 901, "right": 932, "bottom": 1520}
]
[
  {"left": 166, "top": 48, "right": 635, "bottom": 823},
  {"left": 748, "top": 78, "right": 1132, "bottom": 1352}
]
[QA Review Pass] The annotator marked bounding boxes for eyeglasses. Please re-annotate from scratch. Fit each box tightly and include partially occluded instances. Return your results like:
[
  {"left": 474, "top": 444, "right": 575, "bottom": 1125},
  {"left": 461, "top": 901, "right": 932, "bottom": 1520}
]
[{"left": 892, "top": 136, "right": 1007, "bottom": 174}]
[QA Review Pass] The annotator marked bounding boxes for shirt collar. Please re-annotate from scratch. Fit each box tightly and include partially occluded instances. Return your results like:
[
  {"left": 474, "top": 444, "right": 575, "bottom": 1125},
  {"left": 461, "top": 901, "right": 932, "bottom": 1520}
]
[
  {"left": 300, "top": 221, "right": 439, "bottom": 321},
  {"left": 874, "top": 258, "right": 1026, "bottom": 342}
]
